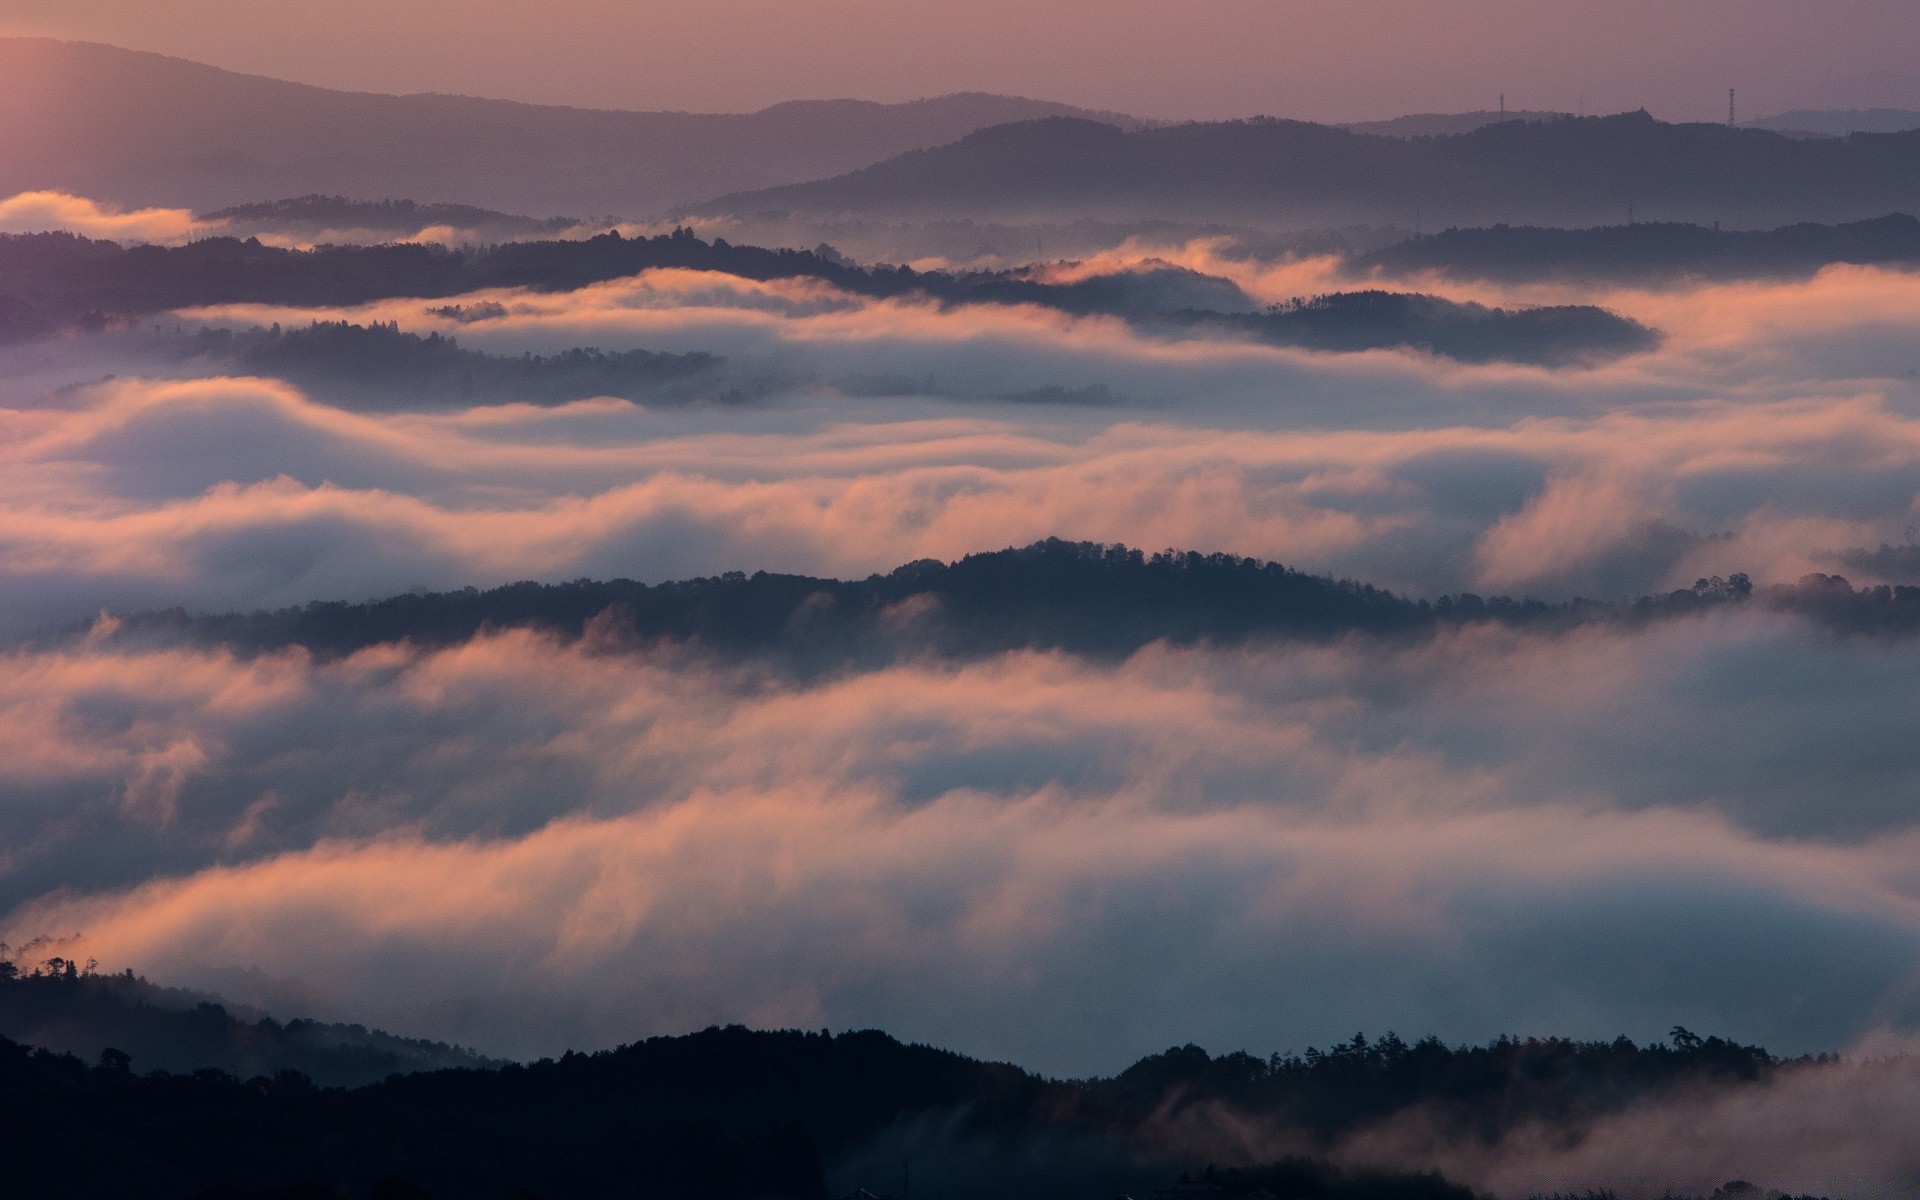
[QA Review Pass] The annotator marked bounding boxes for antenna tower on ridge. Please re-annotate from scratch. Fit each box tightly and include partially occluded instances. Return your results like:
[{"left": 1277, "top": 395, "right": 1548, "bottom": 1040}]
[{"left": 1729, "top": 88, "right": 1736, "bottom": 126}]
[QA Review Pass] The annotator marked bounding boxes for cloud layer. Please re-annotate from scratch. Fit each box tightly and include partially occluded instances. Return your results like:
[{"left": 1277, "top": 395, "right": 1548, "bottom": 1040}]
[
  {"left": 5, "top": 224, "right": 1920, "bottom": 1198},
  {"left": 9, "top": 614, "right": 1920, "bottom": 1084}
]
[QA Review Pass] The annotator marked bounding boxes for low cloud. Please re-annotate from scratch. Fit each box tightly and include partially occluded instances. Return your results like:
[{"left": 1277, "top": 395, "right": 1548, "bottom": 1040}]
[
  {"left": 7, "top": 617, "right": 1920, "bottom": 1074},
  {"left": 4, "top": 371, "right": 1920, "bottom": 631},
  {"left": 0, "top": 191, "right": 213, "bottom": 244}
]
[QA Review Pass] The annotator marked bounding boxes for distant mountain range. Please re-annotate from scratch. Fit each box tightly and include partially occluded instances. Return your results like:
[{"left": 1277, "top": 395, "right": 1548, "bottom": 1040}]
[
  {"left": 0, "top": 38, "right": 1147, "bottom": 216},
  {"left": 694, "top": 111, "right": 1920, "bottom": 230},
  {"left": 15, "top": 37, "right": 1920, "bottom": 237},
  {"left": 1748, "top": 108, "right": 1920, "bottom": 136}
]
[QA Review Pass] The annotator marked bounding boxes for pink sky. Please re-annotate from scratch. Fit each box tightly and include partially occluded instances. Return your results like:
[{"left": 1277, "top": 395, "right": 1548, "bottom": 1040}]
[{"left": 0, "top": 0, "right": 1915, "bottom": 122}]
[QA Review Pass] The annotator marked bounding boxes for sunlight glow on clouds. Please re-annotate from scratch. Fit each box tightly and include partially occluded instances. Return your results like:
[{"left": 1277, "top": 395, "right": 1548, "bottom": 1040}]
[
  {"left": 0, "top": 190, "right": 211, "bottom": 243},
  {"left": 10, "top": 621, "right": 1920, "bottom": 1076},
  {"left": 6, "top": 214, "right": 1920, "bottom": 1117}
]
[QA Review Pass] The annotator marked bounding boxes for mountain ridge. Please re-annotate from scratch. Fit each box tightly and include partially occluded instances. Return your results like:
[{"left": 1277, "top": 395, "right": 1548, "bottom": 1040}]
[
  {"left": 0, "top": 37, "right": 1147, "bottom": 216},
  {"left": 693, "top": 110, "right": 1920, "bottom": 229}
]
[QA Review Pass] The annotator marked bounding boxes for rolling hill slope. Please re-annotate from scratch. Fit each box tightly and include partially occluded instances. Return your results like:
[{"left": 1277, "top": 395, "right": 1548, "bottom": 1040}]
[
  {"left": 0, "top": 38, "right": 1144, "bottom": 216},
  {"left": 695, "top": 111, "right": 1920, "bottom": 229}
]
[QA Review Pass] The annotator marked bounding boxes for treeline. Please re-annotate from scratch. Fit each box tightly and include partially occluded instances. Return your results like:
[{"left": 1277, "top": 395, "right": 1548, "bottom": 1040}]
[
  {"left": 1361, "top": 212, "right": 1920, "bottom": 283},
  {"left": 203, "top": 196, "right": 577, "bottom": 239},
  {"left": 0, "top": 956, "right": 492, "bottom": 1086},
  {"left": 0, "top": 1008, "right": 1808, "bottom": 1200},
  {"left": 159, "top": 321, "right": 723, "bottom": 408},
  {"left": 1173, "top": 291, "right": 1654, "bottom": 365},
  {"left": 1084, "top": 1028, "right": 1781, "bottom": 1143},
  {"left": 74, "top": 540, "right": 1920, "bottom": 665},
  {"left": 84, "top": 540, "right": 1501, "bottom": 662},
  {"left": 0, "top": 228, "right": 1650, "bottom": 365}
]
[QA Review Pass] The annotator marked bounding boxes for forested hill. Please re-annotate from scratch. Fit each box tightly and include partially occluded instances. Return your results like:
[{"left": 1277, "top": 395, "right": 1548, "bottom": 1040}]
[
  {"left": 1361, "top": 213, "right": 1920, "bottom": 283},
  {"left": 74, "top": 540, "right": 1920, "bottom": 665},
  {"left": 694, "top": 111, "right": 1920, "bottom": 229},
  {"left": 158, "top": 321, "right": 725, "bottom": 409},
  {"left": 84, "top": 541, "right": 1511, "bottom": 662},
  {"left": 0, "top": 960, "right": 493, "bottom": 1086},
  {"left": 0, "top": 229, "right": 1652, "bottom": 366},
  {"left": 0, "top": 1006, "right": 1800, "bottom": 1200},
  {"left": 204, "top": 195, "right": 579, "bottom": 240}
]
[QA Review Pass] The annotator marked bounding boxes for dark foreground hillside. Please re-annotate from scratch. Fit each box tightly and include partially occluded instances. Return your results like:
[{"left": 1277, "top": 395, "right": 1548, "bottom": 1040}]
[
  {"left": 77, "top": 540, "right": 1920, "bottom": 666},
  {"left": 0, "top": 984, "right": 1805, "bottom": 1200}
]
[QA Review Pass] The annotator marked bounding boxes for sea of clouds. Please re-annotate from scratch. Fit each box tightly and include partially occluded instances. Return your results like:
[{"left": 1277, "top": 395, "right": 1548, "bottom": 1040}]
[{"left": 9, "top": 199, "right": 1920, "bottom": 1193}]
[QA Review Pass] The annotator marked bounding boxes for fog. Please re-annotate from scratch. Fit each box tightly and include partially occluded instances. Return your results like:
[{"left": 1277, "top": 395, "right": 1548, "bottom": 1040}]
[
  {"left": 1, "top": 252, "right": 1919, "bottom": 632},
  {"left": 12, "top": 616, "right": 1920, "bottom": 1079},
  {"left": 7, "top": 193, "right": 1920, "bottom": 1195}
]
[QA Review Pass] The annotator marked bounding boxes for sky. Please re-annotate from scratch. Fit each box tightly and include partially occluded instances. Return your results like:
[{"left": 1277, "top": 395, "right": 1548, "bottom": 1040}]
[{"left": 0, "top": 0, "right": 1916, "bottom": 122}]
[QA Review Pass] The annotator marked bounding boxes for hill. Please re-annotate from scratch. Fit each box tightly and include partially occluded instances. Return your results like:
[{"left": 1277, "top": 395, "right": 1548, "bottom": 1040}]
[
  {"left": 203, "top": 196, "right": 579, "bottom": 241},
  {"left": 0, "top": 959, "right": 493, "bottom": 1086},
  {"left": 1360, "top": 213, "right": 1920, "bottom": 282},
  {"left": 0, "top": 229, "right": 1651, "bottom": 366},
  {"left": 1338, "top": 109, "right": 1570, "bottom": 137},
  {"left": 79, "top": 540, "right": 1920, "bottom": 668},
  {"left": 0, "top": 38, "right": 1145, "bottom": 216},
  {"left": 154, "top": 321, "right": 725, "bottom": 410},
  {"left": 694, "top": 111, "right": 1920, "bottom": 229},
  {"left": 1748, "top": 108, "right": 1920, "bottom": 136},
  {"left": 0, "top": 1006, "right": 1798, "bottom": 1200}
]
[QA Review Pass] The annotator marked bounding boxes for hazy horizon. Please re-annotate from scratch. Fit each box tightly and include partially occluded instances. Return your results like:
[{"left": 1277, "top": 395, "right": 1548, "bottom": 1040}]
[{"left": 1, "top": 0, "right": 1916, "bottom": 124}]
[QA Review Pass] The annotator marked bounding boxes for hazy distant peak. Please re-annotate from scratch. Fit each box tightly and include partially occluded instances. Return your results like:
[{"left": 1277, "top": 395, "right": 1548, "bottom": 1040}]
[
  {"left": 754, "top": 92, "right": 1151, "bottom": 130},
  {"left": 0, "top": 37, "right": 1150, "bottom": 215}
]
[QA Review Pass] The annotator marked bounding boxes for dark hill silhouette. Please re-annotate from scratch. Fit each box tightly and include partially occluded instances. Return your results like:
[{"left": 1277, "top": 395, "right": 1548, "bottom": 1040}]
[
  {"left": 203, "top": 196, "right": 578, "bottom": 241},
  {"left": 0, "top": 38, "right": 1147, "bottom": 215},
  {"left": 157, "top": 321, "right": 724, "bottom": 409},
  {"left": 73, "top": 540, "right": 1920, "bottom": 668},
  {"left": 0, "top": 990, "right": 1813, "bottom": 1200},
  {"left": 85, "top": 540, "right": 1527, "bottom": 664},
  {"left": 1360, "top": 213, "right": 1920, "bottom": 283},
  {"left": 1170, "top": 290, "right": 1653, "bottom": 365},
  {"left": 0, "top": 229, "right": 1651, "bottom": 366},
  {"left": 1338, "top": 110, "right": 1570, "bottom": 137},
  {"left": 1748, "top": 108, "right": 1920, "bottom": 136},
  {"left": 694, "top": 111, "right": 1920, "bottom": 230},
  {"left": 0, "top": 958, "right": 493, "bottom": 1086}
]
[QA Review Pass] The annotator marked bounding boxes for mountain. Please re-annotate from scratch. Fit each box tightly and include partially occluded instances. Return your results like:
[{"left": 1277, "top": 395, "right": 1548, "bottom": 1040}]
[
  {"left": 0, "top": 962, "right": 493, "bottom": 1086},
  {"left": 1339, "top": 109, "right": 1571, "bottom": 137},
  {"left": 1748, "top": 108, "right": 1920, "bottom": 136},
  {"left": 0, "top": 38, "right": 1146, "bottom": 216},
  {"left": 693, "top": 111, "right": 1920, "bottom": 230}
]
